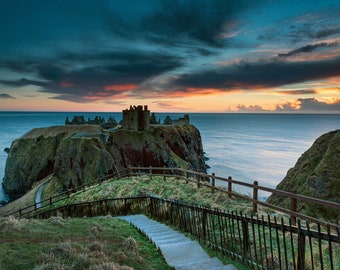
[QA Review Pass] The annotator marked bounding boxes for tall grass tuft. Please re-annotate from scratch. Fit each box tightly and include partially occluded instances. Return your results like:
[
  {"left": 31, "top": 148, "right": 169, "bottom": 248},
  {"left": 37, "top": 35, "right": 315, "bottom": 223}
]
[
  {"left": 0, "top": 216, "right": 22, "bottom": 231},
  {"left": 48, "top": 216, "right": 65, "bottom": 227},
  {"left": 35, "top": 240, "right": 135, "bottom": 270},
  {"left": 122, "top": 236, "right": 139, "bottom": 255}
]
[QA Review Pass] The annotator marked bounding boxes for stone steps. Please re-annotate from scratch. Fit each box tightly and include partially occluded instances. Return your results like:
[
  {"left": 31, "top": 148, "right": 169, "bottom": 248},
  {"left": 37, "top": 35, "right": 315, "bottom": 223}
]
[{"left": 117, "top": 214, "right": 237, "bottom": 270}]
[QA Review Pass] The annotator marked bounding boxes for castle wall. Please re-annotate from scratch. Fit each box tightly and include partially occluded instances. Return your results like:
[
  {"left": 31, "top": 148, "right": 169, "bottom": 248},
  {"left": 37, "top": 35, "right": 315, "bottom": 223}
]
[{"left": 122, "top": 105, "right": 150, "bottom": 131}]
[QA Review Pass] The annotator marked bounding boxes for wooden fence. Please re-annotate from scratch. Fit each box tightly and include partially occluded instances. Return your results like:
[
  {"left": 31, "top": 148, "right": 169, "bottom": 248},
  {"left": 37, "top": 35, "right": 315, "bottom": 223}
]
[
  {"left": 4, "top": 165, "right": 340, "bottom": 270},
  {"left": 27, "top": 196, "right": 340, "bottom": 270},
  {"left": 6, "top": 166, "right": 340, "bottom": 230},
  {"left": 129, "top": 166, "right": 340, "bottom": 228}
]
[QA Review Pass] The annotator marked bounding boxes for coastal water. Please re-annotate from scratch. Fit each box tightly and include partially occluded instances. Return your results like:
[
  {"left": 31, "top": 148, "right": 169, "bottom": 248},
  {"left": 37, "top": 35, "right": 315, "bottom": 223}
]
[{"left": 1, "top": 112, "right": 339, "bottom": 203}]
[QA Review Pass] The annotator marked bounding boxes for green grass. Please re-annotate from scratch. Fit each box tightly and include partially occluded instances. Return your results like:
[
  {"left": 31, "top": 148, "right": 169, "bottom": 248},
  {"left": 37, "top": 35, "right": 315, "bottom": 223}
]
[
  {"left": 36, "top": 175, "right": 258, "bottom": 270},
  {"left": 7, "top": 175, "right": 338, "bottom": 270},
  {"left": 45, "top": 175, "right": 255, "bottom": 215},
  {"left": 0, "top": 215, "right": 172, "bottom": 270},
  {"left": 0, "top": 175, "right": 278, "bottom": 270}
]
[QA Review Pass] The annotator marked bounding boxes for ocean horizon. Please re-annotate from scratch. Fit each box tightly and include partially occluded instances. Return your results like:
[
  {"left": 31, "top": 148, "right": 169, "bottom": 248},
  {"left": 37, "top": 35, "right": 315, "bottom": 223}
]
[{"left": 1, "top": 112, "right": 339, "bottom": 203}]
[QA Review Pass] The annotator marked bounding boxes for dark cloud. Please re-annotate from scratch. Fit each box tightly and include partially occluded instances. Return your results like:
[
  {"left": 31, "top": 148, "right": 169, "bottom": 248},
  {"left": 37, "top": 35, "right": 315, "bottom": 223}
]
[
  {"left": 0, "top": 0, "right": 339, "bottom": 109},
  {"left": 297, "top": 25, "right": 340, "bottom": 40},
  {"left": 236, "top": 104, "right": 268, "bottom": 112},
  {"left": 297, "top": 98, "right": 340, "bottom": 111},
  {"left": 236, "top": 98, "right": 340, "bottom": 113},
  {"left": 276, "top": 89, "right": 317, "bottom": 95},
  {"left": 0, "top": 93, "right": 15, "bottom": 99},
  {"left": 0, "top": 78, "right": 46, "bottom": 87},
  {"left": 278, "top": 42, "right": 339, "bottom": 57},
  {"left": 260, "top": 26, "right": 340, "bottom": 44},
  {"left": 142, "top": 0, "right": 242, "bottom": 48},
  {"left": 0, "top": 50, "right": 183, "bottom": 102},
  {"left": 194, "top": 48, "right": 216, "bottom": 56},
  {"left": 314, "top": 27, "right": 340, "bottom": 39},
  {"left": 275, "top": 98, "right": 340, "bottom": 112},
  {"left": 259, "top": 6, "right": 340, "bottom": 44},
  {"left": 168, "top": 57, "right": 340, "bottom": 91},
  {"left": 1, "top": 51, "right": 340, "bottom": 102},
  {"left": 286, "top": 23, "right": 317, "bottom": 43},
  {"left": 275, "top": 102, "right": 297, "bottom": 112},
  {"left": 105, "top": 0, "right": 250, "bottom": 48}
]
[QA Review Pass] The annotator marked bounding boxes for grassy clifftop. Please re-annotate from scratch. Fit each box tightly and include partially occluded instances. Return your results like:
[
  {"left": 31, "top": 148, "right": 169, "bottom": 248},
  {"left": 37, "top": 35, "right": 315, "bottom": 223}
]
[
  {"left": 267, "top": 130, "right": 340, "bottom": 222},
  {"left": 3, "top": 124, "right": 206, "bottom": 197},
  {"left": 44, "top": 175, "right": 253, "bottom": 214},
  {"left": 0, "top": 174, "right": 254, "bottom": 219}
]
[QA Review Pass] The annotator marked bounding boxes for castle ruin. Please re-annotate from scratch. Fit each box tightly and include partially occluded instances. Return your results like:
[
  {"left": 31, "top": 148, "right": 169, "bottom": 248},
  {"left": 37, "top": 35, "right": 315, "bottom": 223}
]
[
  {"left": 65, "top": 115, "right": 117, "bottom": 129},
  {"left": 65, "top": 105, "right": 189, "bottom": 131},
  {"left": 121, "top": 105, "right": 150, "bottom": 131},
  {"left": 165, "top": 114, "right": 190, "bottom": 125}
]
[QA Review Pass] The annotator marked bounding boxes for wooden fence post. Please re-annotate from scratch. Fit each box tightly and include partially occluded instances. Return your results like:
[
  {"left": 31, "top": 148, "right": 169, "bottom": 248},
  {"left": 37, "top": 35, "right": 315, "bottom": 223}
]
[
  {"left": 149, "top": 166, "right": 152, "bottom": 180},
  {"left": 228, "top": 176, "right": 232, "bottom": 197},
  {"left": 163, "top": 166, "right": 166, "bottom": 181},
  {"left": 186, "top": 170, "right": 189, "bottom": 184},
  {"left": 49, "top": 196, "right": 52, "bottom": 206},
  {"left": 197, "top": 173, "right": 200, "bottom": 189},
  {"left": 291, "top": 197, "right": 297, "bottom": 226},
  {"left": 297, "top": 219, "right": 305, "bottom": 270},
  {"left": 211, "top": 173, "right": 215, "bottom": 194},
  {"left": 175, "top": 168, "right": 180, "bottom": 180},
  {"left": 241, "top": 213, "right": 250, "bottom": 260},
  {"left": 326, "top": 223, "right": 334, "bottom": 269},
  {"left": 202, "top": 209, "right": 207, "bottom": 242},
  {"left": 253, "top": 181, "right": 258, "bottom": 213}
]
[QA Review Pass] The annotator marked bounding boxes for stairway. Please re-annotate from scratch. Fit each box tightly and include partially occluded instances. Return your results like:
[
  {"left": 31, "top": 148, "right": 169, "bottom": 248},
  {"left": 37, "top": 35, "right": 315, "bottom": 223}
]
[{"left": 117, "top": 214, "right": 237, "bottom": 270}]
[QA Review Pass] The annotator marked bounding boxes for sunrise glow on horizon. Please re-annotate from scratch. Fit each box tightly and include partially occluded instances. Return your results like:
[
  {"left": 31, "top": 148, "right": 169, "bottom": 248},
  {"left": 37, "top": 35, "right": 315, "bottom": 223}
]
[{"left": 0, "top": 1, "right": 340, "bottom": 113}]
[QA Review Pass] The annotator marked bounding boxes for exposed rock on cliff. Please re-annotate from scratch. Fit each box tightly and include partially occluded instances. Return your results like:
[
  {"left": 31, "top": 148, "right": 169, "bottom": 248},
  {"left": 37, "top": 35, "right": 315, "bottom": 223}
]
[
  {"left": 267, "top": 130, "right": 340, "bottom": 222},
  {"left": 3, "top": 124, "right": 206, "bottom": 196}
]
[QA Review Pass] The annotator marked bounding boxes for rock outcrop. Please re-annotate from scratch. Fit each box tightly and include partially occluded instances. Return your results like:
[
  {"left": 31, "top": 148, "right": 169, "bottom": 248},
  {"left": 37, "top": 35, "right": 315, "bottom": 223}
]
[
  {"left": 267, "top": 130, "right": 340, "bottom": 222},
  {"left": 3, "top": 124, "right": 206, "bottom": 196}
]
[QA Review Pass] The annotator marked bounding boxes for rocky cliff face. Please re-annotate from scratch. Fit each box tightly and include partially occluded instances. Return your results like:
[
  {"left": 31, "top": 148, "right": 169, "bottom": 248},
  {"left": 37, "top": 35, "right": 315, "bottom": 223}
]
[
  {"left": 267, "top": 130, "right": 340, "bottom": 222},
  {"left": 3, "top": 124, "right": 206, "bottom": 196}
]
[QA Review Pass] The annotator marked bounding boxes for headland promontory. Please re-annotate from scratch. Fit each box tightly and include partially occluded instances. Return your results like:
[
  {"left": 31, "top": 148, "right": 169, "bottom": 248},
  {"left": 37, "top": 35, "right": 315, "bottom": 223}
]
[{"left": 3, "top": 106, "right": 206, "bottom": 197}]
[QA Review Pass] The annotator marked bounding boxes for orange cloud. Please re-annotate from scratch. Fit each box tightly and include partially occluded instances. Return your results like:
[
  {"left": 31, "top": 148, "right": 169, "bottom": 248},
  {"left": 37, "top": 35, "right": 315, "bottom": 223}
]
[
  {"left": 275, "top": 89, "right": 317, "bottom": 95},
  {"left": 104, "top": 84, "right": 138, "bottom": 91},
  {"left": 185, "top": 87, "right": 223, "bottom": 95},
  {"left": 161, "top": 87, "right": 245, "bottom": 98},
  {"left": 276, "top": 100, "right": 301, "bottom": 111},
  {"left": 315, "top": 87, "right": 340, "bottom": 94},
  {"left": 60, "top": 81, "right": 75, "bottom": 87}
]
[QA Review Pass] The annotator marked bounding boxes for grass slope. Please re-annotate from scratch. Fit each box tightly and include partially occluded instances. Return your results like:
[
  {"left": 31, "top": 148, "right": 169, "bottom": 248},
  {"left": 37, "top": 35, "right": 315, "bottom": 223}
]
[
  {"left": 0, "top": 175, "right": 254, "bottom": 270},
  {"left": 47, "top": 175, "right": 255, "bottom": 214},
  {"left": 0, "top": 215, "right": 172, "bottom": 270}
]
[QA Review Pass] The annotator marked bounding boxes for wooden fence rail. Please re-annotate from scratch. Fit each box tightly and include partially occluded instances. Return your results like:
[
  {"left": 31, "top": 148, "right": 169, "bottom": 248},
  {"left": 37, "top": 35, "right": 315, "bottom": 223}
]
[
  {"left": 25, "top": 196, "right": 340, "bottom": 270},
  {"left": 129, "top": 166, "right": 340, "bottom": 228},
  {"left": 4, "top": 167, "right": 339, "bottom": 269},
  {"left": 5, "top": 166, "right": 340, "bottom": 230}
]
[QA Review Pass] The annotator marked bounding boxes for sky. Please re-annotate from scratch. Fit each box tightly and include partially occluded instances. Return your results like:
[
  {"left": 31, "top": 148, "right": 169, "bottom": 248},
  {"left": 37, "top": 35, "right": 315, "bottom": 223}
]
[{"left": 0, "top": 0, "right": 340, "bottom": 113}]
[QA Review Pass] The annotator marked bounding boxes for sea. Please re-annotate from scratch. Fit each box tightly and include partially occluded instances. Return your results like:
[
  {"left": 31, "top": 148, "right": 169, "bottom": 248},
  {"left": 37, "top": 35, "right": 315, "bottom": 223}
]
[{"left": 0, "top": 112, "right": 339, "bottom": 203}]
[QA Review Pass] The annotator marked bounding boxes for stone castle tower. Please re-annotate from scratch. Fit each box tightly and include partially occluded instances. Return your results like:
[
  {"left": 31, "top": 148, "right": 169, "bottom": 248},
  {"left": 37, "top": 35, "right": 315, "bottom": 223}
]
[{"left": 121, "top": 105, "right": 150, "bottom": 131}]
